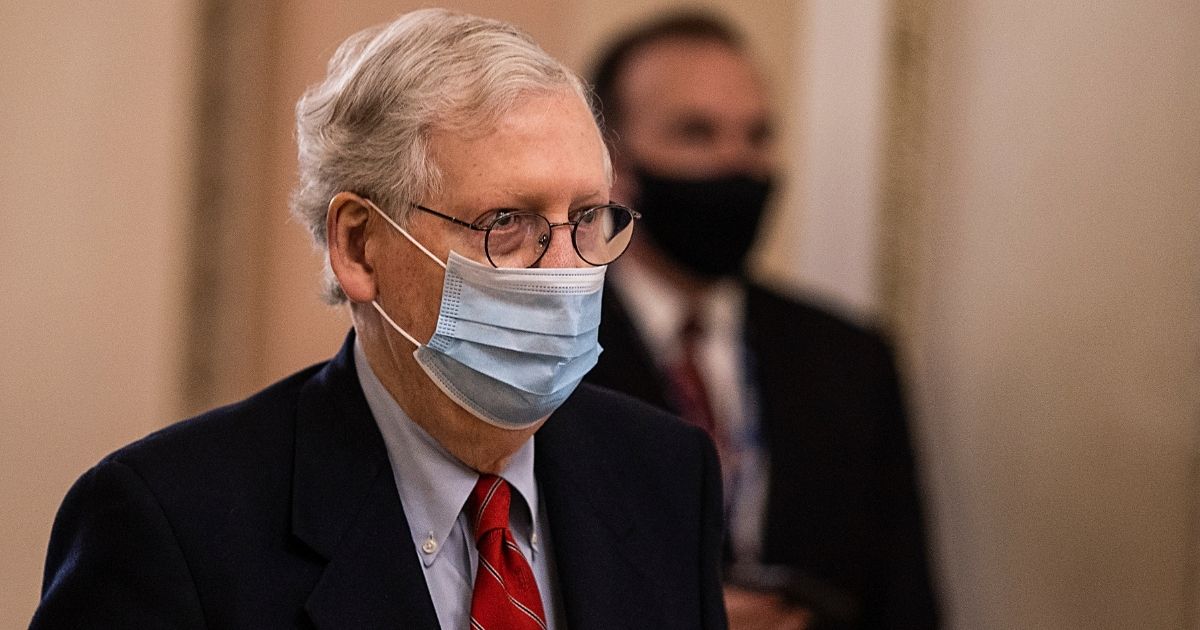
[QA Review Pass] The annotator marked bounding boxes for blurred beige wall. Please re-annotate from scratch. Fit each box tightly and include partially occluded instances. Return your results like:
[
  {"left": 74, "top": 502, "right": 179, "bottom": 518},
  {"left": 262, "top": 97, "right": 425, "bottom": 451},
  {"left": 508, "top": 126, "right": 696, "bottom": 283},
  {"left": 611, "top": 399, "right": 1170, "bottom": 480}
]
[
  {"left": 0, "top": 1, "right": 199, "bottom": 625},
  {"left": 906, "top": 1, "right": 1200, "bottom": 628},
  {"left": 2, "top": 1, "right": 1197, "bottom": 629}
]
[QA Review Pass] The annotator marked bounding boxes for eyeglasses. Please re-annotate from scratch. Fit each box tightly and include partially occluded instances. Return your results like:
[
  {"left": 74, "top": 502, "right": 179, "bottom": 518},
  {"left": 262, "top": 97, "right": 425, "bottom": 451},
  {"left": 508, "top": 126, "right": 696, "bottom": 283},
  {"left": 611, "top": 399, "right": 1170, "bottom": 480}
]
[{"left": 411, "top": 203, "right": 641, "bottom": 269}]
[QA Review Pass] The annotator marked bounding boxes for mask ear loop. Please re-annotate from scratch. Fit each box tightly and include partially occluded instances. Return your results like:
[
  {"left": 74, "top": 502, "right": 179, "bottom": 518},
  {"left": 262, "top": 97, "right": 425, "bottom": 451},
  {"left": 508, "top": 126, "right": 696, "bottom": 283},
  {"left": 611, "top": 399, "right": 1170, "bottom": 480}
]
[
  {"left": 370, "top": 300, "right": 420, "bottom": 348},
  {"left": 361, "top": 197, "right": 448, "bottom": 348},
  {"left": 362, "top": 198, "right": 448, "bottom": 270}
]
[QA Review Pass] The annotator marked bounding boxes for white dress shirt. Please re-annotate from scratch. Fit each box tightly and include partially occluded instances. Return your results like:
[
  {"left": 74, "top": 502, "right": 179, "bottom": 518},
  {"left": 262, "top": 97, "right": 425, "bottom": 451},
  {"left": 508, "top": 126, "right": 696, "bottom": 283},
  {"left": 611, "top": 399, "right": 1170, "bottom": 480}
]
[{"left": 354, "top": 339, "right": 564, "bottom": 629}]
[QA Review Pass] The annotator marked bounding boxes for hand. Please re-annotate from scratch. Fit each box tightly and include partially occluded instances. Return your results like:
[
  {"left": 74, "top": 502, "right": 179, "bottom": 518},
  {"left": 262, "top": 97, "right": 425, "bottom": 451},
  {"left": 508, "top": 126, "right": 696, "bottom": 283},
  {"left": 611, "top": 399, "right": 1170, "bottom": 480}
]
[{"left": 724, "top": 585, "right": 813, "bottom": 630}]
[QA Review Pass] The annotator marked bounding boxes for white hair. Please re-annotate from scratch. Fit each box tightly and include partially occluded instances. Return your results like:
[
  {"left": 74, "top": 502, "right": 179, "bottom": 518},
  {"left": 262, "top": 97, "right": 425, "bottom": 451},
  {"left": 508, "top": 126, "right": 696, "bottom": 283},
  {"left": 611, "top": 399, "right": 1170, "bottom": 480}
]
[{"left": 292, "top": 8, "right": 609, "bottom": 303}]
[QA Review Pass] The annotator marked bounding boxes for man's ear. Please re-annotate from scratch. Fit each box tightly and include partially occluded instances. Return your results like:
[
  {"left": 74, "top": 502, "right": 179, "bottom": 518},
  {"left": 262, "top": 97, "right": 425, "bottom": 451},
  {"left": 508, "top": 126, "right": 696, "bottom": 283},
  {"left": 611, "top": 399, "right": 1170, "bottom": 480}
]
[{"left": 327, "top": 192, "right": 377, "bottom": 303}]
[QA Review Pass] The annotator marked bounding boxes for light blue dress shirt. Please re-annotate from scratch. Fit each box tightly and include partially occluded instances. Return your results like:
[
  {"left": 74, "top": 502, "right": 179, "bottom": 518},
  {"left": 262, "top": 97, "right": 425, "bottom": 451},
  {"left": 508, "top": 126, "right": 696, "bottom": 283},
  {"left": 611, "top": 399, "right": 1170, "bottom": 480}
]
[{"left": 354, "top": 340, "right": 564, "bottom": 629}]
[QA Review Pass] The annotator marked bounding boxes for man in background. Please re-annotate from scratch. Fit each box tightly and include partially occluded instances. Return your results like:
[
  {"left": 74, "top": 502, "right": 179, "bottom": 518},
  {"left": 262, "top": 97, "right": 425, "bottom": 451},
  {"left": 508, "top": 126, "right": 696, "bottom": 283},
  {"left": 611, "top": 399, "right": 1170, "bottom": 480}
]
[{"left": 585, "top": 12, "right": 939, "bottom": 629}]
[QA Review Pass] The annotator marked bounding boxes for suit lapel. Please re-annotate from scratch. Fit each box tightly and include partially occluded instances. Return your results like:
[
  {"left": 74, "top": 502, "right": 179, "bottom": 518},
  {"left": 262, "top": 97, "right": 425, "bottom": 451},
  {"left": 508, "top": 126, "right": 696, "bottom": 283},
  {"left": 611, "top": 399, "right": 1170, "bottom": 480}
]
[
  {"left": 291, "top": 333, "right": 440, "bottom": 629},
  {"left": 535, "top": 400, "right": 661, "bottom": 630},
  {"left": 593, "top": 284, "right": 672, "bottom": 409}
]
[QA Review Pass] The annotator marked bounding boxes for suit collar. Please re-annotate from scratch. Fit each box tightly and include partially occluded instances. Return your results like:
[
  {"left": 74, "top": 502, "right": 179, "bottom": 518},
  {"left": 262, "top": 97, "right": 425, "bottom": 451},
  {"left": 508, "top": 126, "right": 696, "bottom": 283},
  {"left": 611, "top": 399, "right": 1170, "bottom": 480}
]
[
  {"left": 608, "top": 261, "right": 746, "bottom": 358},
  {"left": 292, "top": 331, "right": 440, "bottom": 629}
]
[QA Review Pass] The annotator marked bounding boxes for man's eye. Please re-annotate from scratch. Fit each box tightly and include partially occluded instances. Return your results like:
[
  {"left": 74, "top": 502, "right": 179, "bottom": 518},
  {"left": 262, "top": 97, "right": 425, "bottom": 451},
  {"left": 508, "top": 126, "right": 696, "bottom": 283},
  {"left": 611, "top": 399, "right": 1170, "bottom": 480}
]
[
  {"left": 748, "top": 121, "right": 774, "bottom": 148},
  {"left": 571, "top": 208, "right": 598, "bottom": 224},
  {"left": 492, "top": 213, "right": 518, "bottom": 228},
  {"left": 671, "top": 119, "right": 717, "bottom": 145},
  {"left": 478, "top": 209, "right": 522, "bottom": 230}
]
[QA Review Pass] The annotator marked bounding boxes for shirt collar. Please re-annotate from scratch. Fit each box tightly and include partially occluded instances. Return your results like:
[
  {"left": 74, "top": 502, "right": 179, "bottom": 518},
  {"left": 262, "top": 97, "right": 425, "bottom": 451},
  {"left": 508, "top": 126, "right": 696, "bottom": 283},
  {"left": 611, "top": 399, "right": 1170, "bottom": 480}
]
[
  {"left": 609, "top": 258, "right": 745, "bottom": 357},
  {"left": 353, "top": 338, "right": 540, "bottom": 566}
]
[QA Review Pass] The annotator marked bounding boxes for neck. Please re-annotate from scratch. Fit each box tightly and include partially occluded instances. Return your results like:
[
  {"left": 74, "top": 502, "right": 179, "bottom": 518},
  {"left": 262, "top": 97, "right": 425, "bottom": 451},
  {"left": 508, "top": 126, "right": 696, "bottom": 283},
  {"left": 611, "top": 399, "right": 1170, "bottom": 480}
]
[
  {"left": 623, "top": 239, "right": 718, "bottom": 303},
  {"left": 354, "top": 309, "right": 540, "bottom": 475}
]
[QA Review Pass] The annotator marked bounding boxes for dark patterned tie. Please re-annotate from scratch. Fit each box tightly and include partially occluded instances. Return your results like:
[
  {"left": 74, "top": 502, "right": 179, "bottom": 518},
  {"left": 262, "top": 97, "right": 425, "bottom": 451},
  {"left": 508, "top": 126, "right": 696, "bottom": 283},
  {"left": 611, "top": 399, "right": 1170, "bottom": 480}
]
[
  {"left": 665, "top": 310, "right": 719, "bottom": 437},
  {"left": 665, "top": 310, "right": 735, "bottom": 485},
  {"left": 467, "top": 474, "right": 547, "bottom": 630}
]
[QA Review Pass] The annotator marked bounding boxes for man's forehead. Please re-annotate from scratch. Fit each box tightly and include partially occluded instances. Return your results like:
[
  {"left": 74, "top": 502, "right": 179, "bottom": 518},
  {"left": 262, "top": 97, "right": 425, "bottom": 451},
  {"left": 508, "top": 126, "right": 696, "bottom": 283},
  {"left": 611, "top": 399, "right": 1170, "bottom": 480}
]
[
  {"left": 422, "top": 90, "right": 610, "bottom": 209},
  {"left": 620, "top": 38, "right": 768, "bottom": 118}
]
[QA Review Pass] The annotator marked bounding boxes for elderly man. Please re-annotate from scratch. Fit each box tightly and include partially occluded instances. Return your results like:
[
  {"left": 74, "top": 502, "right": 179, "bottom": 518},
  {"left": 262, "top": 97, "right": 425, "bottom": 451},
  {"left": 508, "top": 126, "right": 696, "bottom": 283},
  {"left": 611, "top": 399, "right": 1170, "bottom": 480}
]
[
  {"left": 31, "top": 9, "right": 725, "bottom": 629},
  {"left": 584, "top": 12, "right": 939, "bottom": 629}
]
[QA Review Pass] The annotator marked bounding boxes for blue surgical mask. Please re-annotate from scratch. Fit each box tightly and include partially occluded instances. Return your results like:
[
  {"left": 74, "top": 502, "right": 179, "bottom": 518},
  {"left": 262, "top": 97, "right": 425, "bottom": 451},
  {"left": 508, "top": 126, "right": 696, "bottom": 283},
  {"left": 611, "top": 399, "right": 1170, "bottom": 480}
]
[{"left": 365, "top": 200, "right": 605, "bottom": 430}]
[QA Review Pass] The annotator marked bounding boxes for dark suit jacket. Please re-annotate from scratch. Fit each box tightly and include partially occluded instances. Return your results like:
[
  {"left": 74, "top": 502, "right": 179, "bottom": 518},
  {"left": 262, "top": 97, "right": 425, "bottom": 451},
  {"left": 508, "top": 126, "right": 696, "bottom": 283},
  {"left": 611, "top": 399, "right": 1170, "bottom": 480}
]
[
  {"left": 32, "top": 332, "right": 726, "bottom": 629},
  {"left": 586, "top": 283, "right": 939, "bottom": 629}
]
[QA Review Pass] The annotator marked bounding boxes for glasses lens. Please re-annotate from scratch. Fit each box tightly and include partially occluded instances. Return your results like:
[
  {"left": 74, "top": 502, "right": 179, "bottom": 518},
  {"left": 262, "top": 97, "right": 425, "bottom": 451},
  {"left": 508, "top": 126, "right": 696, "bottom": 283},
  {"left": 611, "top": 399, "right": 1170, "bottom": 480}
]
[
  {"left": 484, "top": 212, "right": 550, "bottom": 268},
  {"left": 573, "top": 205, "right": 637, "bottom": 265}
]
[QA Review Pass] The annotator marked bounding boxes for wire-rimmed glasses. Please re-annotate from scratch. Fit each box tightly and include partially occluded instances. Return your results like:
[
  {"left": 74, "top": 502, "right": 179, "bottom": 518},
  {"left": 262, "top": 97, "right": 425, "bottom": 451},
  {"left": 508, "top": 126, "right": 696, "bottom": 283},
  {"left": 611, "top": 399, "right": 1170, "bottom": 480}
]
[{"left": 412, "top": 203, "right": 641, "bottom": 268}]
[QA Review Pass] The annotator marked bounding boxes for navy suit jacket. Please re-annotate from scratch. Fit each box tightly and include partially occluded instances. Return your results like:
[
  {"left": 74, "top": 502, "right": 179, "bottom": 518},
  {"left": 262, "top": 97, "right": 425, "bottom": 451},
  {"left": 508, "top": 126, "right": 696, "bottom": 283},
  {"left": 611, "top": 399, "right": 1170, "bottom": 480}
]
[
  {"left": 585, "top": 283, "right": 939, "bottom": 629},
  {"left": 32, "top": 333, "right": 727, "bottom": 629}
]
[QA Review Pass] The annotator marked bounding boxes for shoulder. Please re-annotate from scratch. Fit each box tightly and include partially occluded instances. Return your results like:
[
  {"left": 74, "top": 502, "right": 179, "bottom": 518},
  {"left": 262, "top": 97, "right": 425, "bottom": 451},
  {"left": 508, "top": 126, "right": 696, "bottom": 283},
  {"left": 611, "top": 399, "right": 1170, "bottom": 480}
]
[
  {"left": 51, "top": 358, "right": 334, "bottom": 562},
  {"left": 556, "top": 382, "right": 705, "bottom": 448},
  {"left": 105, "top": 362, "right": 326, "bottom": 477},
  {"left": 541, "top": 381, "right": 721, "bottom": 528},
  {"left": 746, "top": 283, "right": 889, "bottom": 347},
  {"left": 545, "top": 383, "right": 718, "bottom": 495},
  {"left": 745, "top": 283, "right": 898, "bottom": 373},
  {"left": 69, "top": 359, "right": 336, "bottom": 529},
  {"left": 34, "top": 361, "right": 337, "bottom": 627}
]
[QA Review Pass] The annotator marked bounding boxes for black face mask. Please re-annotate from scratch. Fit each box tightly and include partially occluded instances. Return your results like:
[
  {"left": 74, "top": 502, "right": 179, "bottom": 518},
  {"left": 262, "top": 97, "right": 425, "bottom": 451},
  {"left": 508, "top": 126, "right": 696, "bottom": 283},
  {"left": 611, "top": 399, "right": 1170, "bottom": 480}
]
[{"left": 632, "top": 168, "right": 774, "bottom": 278}]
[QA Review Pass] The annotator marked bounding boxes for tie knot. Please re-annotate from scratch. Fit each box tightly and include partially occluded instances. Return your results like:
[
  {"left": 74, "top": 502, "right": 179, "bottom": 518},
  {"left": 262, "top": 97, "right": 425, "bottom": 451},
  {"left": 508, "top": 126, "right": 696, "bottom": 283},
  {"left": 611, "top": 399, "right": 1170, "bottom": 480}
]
[{"left": 467, "top": 474, "right": 511, "bottom": 542}]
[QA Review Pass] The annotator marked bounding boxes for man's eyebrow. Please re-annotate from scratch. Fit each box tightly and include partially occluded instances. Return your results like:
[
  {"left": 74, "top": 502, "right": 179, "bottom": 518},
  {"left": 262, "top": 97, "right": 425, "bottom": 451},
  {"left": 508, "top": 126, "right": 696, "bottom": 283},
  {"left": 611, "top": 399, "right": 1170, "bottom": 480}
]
[
  {"left": 667, "top": 109, "right": 716, "bottom": 123},
  {"left": 749, "top": 118, "right": 775, "bottom": 140},
  {"left": 572, "top": 189, "right": 609, "bottom": 204},
  {"left": 484, "top": 188, "right": 609, "bottom": 211}
]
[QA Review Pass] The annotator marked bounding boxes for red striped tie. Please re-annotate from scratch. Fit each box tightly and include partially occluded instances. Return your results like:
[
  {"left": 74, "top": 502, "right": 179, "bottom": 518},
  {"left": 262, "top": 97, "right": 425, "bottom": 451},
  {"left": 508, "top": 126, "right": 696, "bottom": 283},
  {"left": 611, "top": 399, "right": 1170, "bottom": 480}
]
[{"left": 467, "top": 474, "right": 547, "bottom": 630}]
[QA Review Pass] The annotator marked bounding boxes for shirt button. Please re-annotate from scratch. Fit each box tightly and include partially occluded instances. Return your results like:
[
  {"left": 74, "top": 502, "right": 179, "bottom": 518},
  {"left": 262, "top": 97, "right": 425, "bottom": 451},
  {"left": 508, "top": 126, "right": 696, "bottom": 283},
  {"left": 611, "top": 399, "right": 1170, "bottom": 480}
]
[{"left": 421, "top": 538, "right": 437, "bottom": 554}]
